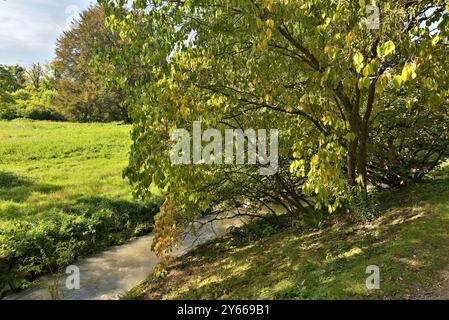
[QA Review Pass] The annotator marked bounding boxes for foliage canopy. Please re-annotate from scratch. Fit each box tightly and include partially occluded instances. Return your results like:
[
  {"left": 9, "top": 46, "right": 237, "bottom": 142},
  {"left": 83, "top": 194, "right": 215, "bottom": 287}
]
[{"left": 100, "top": 0, "right": 449, "bottom": 254}]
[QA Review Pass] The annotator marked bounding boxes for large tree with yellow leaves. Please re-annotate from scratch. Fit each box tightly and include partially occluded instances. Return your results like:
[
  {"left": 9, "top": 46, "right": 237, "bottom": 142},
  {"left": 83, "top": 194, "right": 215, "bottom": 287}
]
[{"left": 100, "top": 0, "right": 449, "bottom": 253}]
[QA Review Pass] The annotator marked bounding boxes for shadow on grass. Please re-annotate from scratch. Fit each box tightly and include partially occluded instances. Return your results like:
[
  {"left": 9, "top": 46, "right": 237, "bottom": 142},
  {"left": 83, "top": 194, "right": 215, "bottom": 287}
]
[
  {"left": 0, "top": 171, "right": 62, "bottom": 202},
  {"left": 0, "top": 171, "right": 161, "bottom": 227},
  {"left": 139, "top": 176, "right": 449, "bottom": 300}
]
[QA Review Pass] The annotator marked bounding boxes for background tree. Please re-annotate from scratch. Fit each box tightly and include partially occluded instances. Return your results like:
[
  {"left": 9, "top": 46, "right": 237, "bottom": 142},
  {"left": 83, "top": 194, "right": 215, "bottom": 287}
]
[
  {"left": 54, "top": 4, "right": 128, "bottom": 122},
  {"left": 1, "top": 64, "right": 26, "bottom": 119},
  {"left": 0, "top": 64, "right": 26, "bottom": 103},
  {"left": 26, "top": 63, "right": 44, "bottom": 92}
]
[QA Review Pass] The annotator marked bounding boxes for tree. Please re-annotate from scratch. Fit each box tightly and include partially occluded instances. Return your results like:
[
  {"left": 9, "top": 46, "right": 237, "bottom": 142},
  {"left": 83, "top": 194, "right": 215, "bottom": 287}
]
[
  {"left": 101, "top": 0, "right": 449, "bottom": 254},
  {"left": 1, "top": 64, "right": 26, "bottom": 119},
  {"left": 54, "top": 4, "right": 128, "bottom": 122},
  {"left": 0, "top": 64, "right": 26, "bottom": 103},
  {"left": 26, "top": 63, "right": 44, "bottom": 92}
]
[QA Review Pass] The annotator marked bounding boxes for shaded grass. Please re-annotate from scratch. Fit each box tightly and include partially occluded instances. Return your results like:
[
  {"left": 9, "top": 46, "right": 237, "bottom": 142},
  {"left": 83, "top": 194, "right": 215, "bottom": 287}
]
[
  {"left": 132, "top": 162, "right": 449, "bottom": 300},
  {"left": 0, "top": 120, "right": 159, "bottom": 290}
]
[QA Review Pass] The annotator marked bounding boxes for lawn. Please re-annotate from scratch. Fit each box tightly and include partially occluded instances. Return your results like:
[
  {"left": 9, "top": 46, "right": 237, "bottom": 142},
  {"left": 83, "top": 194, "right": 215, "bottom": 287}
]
[
  {"left": 128, "top": 162, "right": 449, "bottom": 300},
  {"left": 0, "top": 120, "right": 159, "bottom": 291}
]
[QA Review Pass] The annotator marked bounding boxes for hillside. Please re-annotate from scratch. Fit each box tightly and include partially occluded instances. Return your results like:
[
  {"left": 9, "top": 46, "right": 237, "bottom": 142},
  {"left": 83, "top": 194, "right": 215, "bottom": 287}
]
[{"left": 126, "top": 162, "right": 449, "bottom": 300}]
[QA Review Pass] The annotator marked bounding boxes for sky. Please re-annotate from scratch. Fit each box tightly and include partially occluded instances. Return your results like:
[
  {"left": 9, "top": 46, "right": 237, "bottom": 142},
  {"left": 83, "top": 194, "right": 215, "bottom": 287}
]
[{"left": 0, "top": 0, "right": 95, "bottom": 66}]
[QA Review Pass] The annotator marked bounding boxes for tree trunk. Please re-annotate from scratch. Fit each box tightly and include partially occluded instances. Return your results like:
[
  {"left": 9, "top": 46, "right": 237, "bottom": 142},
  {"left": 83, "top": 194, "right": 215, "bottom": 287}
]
[
  {"left": 347, "top": 128, "right": 369, "bottom": 191},
  {"left": 347, "top": 110, "right": 360, "bottom": 187},
  {"left": 357, "top": 128, "right": 368, "bottom": 194},
  {"left": 347, "top": 138, "right": 358, "bottom": 187}
]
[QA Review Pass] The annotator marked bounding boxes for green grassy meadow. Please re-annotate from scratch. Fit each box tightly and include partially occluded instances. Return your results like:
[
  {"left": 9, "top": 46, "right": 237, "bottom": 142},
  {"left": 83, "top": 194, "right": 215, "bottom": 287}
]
[
  {"left": 0, "top": 120, "right": 159, "bottom": 289},
  {"left": 128, "top": 162, "right": 449, "bottom": 300}
]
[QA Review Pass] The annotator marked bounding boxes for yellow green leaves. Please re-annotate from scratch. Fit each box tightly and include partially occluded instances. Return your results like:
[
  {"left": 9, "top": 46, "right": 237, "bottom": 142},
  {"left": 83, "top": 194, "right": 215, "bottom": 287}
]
[
  {"left": 345, "top": 32, "right": 353, "bottom": 44},
  {"left": 206, "top": 94, "right": 228, "bottom": 109},
  {"left": 358, "top": 76, "right": 371, "bottom": 89},
  {"left": 318, "top": 17, "right": 332, "bottom": 32},
  {"left": 263, "top": 0, "right": 274, "bottom": 11},
  {"left": 311, "top": 154, "right": 320, "bottom": 166},
  {"left": 345, "top": 132, "right": 357, "bottom": 142},
  {"left": 353, "top": 52, "right": 364, "bottom": 73},
  {"left": 425, "top": 93, "right": 444, "bottom": 109},
  {"left": 406, "top": 97, "right": 418, "bottom": 109},
  {"left": 422, "top": 77, "right": 438, "bottom": 90},
  {"left": 393, "top": 75, "right": 402, "bottom": 89},
  {"left": 401, "top": 62, "right": 417, "bottom": 82},
  {"left": 375, "top": 72, "right": 391, "bottom": 95},
  {"left": 377, "top": 40, "right": 396, "bottom": 59},
  {"left": 431, "top": 35, "right": 441, "bottom": 47},
  {"left": 324, "top": 46, "right": 337, "bottom": 60},
  {"left": 258, "top": 41, "right": 269, "bottom": 51},
  {"left": 266, "top": 19, "right": 275, "bottom": 29},
  {"left": 355, "top": 57, "right": 378, "bottom": 89},
  {"left": 392, "top": 62, "right": 417, "bottom": 90},
  {"left": 302, "top": 141, "right": 348, "bottom": 214},
  {"left": 214, "top": 8, "right": 222, "bottom": 18},
  {"left": 256, "top": 18, "right": 275, "bottom": 52},
  {"left": 289, "top": 159, "right": 306, "bottom": 177},
  {"left": 362, "top": 58, "right": 379, "bottom": 77}
]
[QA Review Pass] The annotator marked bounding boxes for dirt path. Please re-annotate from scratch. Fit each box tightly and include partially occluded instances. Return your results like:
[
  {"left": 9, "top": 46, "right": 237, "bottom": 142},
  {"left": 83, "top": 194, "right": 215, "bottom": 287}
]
[{"left": 410, "top": 269, "right": 449, "bottom": 300}]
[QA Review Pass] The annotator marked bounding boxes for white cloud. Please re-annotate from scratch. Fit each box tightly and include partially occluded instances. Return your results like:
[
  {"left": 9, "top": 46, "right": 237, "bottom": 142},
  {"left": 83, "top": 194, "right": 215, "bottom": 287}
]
[
  {"left": 0, "top": 1, "right": 62, "bottom": 52},
  {"left": 0, "top": 0, "right": 94, "bottom": 65}
]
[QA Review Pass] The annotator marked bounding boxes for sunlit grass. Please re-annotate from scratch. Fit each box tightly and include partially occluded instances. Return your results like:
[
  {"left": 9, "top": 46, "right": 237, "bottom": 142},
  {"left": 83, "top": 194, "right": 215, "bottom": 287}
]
[
  {"left": 132, "top": 161, "right": 449, "bottom": 300},
  {"left": 0, "top": 120, "right": 134, "bottom": 221},
  {"left": 0, "top": 120, "right": 159, "bottom": 289}
]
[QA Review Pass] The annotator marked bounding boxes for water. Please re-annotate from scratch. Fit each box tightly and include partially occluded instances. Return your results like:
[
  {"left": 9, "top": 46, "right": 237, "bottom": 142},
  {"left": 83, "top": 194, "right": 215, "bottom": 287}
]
[{"left": 5, "top": 214, "right": 245, "bottom": 300}]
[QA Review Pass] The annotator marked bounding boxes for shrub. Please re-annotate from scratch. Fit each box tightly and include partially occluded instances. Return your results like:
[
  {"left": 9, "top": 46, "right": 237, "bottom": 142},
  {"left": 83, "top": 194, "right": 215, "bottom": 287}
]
[
  {"left": 0, "top": 200, "right": 159, "bottom": 290},
  {"left": 11, "top": 89, "right": 32, "bottom": 101},
  {"left": 22, "top": 103, "right": 65, "bottom": 121},
  {"left": 0, "top": 103, "right": 20, "bottom": 120},
  {"left": 369, "top": 104, "right": 449, "bottom": 188}
]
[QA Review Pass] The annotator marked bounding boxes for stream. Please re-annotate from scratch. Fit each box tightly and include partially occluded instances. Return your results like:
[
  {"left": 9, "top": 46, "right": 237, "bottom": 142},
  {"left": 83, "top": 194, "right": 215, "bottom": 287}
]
[{"left": 5, "top": 214, "right": 245, "bottom": 300}]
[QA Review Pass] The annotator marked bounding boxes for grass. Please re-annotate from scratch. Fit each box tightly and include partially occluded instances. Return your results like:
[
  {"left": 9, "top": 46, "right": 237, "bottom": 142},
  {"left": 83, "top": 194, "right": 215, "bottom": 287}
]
[
  {"left": 0, "top": 120, "right": 159, "bottom": 291},
  {"left": 129, "top": 162, "right": 449, "bottom": 300}
]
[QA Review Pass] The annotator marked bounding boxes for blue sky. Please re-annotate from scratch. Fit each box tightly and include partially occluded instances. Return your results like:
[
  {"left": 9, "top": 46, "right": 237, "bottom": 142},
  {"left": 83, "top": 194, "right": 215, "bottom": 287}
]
[{"left": 0, "top": 0, "right": 95, "bottom": 66}]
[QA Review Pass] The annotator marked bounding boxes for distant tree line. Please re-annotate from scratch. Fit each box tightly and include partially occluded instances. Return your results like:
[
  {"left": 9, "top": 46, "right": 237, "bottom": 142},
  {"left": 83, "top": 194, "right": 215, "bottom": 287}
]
[
  {"left": 0, "top": 4, "right": 128, "bottom": 123},
  {"left": 0, "top": 62, "right": 63, "bottom": 121}
]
